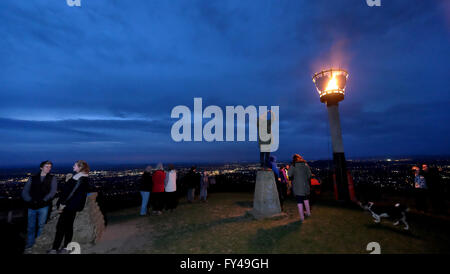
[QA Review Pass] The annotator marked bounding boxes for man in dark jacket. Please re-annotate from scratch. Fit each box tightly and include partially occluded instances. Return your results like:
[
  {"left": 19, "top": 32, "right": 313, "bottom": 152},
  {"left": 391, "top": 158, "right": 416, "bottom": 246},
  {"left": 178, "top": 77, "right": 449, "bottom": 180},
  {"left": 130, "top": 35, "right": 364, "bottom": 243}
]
[
  {"left": 21, "top": 160, "right": 58, "bottom": 251},
  {"left": 186, "top": 166, "right": 200, "bottom": 203},
  {"left": 139, "top": 166, "right": 153, "bottom": 216},
  {"left": 422, "top": 164, "right": 446, "bottom": 214}
]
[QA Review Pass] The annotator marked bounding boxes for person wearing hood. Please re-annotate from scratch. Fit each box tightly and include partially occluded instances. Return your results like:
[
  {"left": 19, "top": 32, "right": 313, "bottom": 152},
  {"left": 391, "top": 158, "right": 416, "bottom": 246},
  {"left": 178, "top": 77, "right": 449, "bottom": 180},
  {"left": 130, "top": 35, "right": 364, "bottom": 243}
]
[
  {"left": 268, "top": 156, "right": 286, "bottom": 211},
  {"left": 288, "top": 154, "right": 312, "bottom": 222},
  {"left": 49, "top": 160, "right": 90, "bottom": 254}
]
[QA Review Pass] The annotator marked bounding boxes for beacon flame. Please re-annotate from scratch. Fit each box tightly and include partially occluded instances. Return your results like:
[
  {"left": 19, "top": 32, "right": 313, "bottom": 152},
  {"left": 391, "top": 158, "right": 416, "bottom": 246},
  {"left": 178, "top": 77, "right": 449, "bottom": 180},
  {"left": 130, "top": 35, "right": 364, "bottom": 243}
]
[
  {"left": 325, "top": 75, "right": 339, "bottom": 91},
  {"left": 312, "top": 68, "right": 349, "bottom": 104}
]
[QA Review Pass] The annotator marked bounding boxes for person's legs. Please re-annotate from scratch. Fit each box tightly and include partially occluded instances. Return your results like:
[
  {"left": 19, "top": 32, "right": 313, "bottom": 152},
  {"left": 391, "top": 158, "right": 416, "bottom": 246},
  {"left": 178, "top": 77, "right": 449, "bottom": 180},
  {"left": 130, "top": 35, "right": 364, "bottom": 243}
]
[
  {"left": 296, "top": 195, "right": 305, "bottom": 221},
  {"left": 164, "top": 192, "right": 170, "bottom": 210},
  {"left": 415, "top": 189, "right": 423, "bottom": 212},
  {"left": 36, "top": 206, "right": 49, "bottom": 238},
  {"left": 200, "top": 187, "right": 207, "bottom": 201},
  {"left": 154, "top": 193, "right": 163, "bottom": 212},
  {"left": 26, "top": 208, "right": 37, "bottom": 249},
  {"left": 297, "top": 204, "right": 304, "bottom": 221},
  {"left": 152, "top": 193, "right": 158, "bottom": 211},
  {"left": 159, "top": 193, "right": 165, "bottom": 211},
  {"left": 140, "top": 191, "right": 150, "bottom": 215},
  {"left": 261, "top": 152, "right": 270, "bottom": 168},
  {"left": 160, "top": 192, "right": 167, "bottom": 211},
  {"left": 260, "top": 152, "right": 265, "bottom": 167},
  {"left": 62, "top": 211, "right": 77, "bottom": 248},
  {"left": 304, "top": 200, "right": 311, "bottom": 216},
  {"left": 421, "top": 190, "right": 428, "bottom": 212},
  {"left": 151, "top": 192, "right": 158, "bottom": 212},
  {"left": 170, "top": 192, "right": 178, "bottom": 209},
  {"left": 52, "top": 211, "right": 68, "bottom": 250},
  {"left": 165, "top": 192, "right": 173, "bottom": 210},
  {"left": 173, "top": 192, "right": 179, "bottom": 209},
  {"left": 277, "top": 183, "right": 284, "bottom": 210},
  {"left": 187, "top": 188, "right": 194, "bottom": 202}
]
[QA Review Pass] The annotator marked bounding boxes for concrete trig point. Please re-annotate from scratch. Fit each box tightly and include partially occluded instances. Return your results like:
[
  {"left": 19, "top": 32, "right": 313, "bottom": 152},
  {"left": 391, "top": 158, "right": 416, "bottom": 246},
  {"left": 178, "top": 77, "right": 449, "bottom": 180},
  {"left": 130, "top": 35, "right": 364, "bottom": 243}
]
[{"left": 248, "top": 170, "right": 285, "bottom": 219}]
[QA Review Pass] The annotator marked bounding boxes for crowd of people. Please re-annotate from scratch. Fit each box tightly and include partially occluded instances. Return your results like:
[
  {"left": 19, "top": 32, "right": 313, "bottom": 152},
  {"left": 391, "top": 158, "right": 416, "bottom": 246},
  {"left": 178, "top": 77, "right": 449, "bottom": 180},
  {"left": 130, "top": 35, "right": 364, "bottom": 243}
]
[
  {"left": 138, "top": 164, "right": 216, "bottom": 217},
  {"left": 19, "top": 156, "right": 446, "bottom": 254},
  {"left": 261, "top": 153, "right": 320, "bottom": 223},
  {"left": 20, "top": 159, "right": 218, "bottom": 254}
]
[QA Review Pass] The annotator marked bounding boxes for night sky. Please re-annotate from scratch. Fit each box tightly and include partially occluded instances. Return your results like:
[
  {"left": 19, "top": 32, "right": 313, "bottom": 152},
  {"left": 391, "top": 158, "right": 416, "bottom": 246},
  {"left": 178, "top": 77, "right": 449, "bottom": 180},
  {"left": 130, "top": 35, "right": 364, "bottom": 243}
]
[{"left": 1, "top": 0, "right": 449, "bottom": 166}]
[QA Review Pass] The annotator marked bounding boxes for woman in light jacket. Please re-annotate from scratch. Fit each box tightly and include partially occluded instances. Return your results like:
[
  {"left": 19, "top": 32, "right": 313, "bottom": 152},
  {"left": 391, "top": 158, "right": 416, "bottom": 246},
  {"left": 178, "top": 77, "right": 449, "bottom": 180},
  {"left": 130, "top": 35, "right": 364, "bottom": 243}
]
[
  {"left": 288, "top": 154, "right": 312, "bottom": 222},
  {"left": 49, "top": 160, "right": 90, "bottom": 253},
  {"left": 164, "top": 164, "right": 178, "bottom": 212}
]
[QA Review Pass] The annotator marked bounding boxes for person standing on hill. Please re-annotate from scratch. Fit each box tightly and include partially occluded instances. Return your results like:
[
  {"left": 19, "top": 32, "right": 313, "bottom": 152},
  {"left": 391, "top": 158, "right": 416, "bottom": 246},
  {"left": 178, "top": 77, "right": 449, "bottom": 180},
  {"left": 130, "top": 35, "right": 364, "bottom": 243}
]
[
  {"left": 139, "top": 166, "right": 153, "bottom": 216},
  {"left": 151, "top": 163, "right": 166, "bottom": 215},
  {"left": 288, "top": 154, "right": 312, "bottom": 222},
  {"left": 268, "top": 156, "right": 285, "bottom": 211},
  {"left": 49, "top": 160, "right": 90, "bottom": 254},
  {"left": 421, "top": 164, "right": 446, "bottom": 214},
  {"left": 279, "top": 164, "right": 289, "bottom": 210},
  {"left": 199, "top": 171, "right": 209, "bottom": 202},
  {"left": 22, "top": 160, "right": 58, "bottom": 252},
  {"left": 186, "top": 166, "right": 200, "bottom": 203},
  {"left": 164, "top": 164, "right": 178, "bottom": 212},
  {"left": 413, "top": 166, "right": 428, "bottom": 213}
]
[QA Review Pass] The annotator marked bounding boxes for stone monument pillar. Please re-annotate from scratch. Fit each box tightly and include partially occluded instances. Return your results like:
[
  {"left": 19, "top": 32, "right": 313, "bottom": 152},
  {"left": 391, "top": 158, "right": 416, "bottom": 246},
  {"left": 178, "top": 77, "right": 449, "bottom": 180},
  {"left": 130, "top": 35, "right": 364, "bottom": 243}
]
[{"left": 249, "top": 170, "right": 284, "bottom": 219}]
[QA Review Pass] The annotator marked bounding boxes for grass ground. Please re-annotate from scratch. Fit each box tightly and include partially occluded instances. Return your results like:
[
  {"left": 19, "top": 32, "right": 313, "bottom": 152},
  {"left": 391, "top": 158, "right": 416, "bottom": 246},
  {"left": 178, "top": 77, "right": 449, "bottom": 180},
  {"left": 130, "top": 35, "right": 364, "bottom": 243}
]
[{"left": 86, "top": 192, "right": 450, "bottom": 254}]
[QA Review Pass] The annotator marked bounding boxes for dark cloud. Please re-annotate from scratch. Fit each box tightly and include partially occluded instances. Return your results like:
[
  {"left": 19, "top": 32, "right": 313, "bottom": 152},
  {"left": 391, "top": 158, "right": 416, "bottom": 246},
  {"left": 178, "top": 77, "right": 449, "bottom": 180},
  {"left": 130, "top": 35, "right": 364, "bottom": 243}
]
[{"left": 0, "top": 0, "right": 448, "bottom": 165}]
